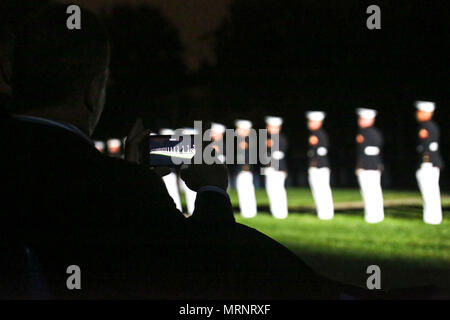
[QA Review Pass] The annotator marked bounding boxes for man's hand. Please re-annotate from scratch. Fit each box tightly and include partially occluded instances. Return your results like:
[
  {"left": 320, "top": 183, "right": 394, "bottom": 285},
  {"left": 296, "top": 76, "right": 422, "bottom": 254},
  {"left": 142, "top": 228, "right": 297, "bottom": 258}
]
[
  {"left": 180, "top": 163, "right": 228, "bottom": 192},
  {"left": 124, "top": 118, "right": 149, "bottom": 164},
  {"left": 153, "top": 167, "right": 172, "bottom": 178},
  {"left": 124, "top": 118, "right": 172, "bottom": 177}
]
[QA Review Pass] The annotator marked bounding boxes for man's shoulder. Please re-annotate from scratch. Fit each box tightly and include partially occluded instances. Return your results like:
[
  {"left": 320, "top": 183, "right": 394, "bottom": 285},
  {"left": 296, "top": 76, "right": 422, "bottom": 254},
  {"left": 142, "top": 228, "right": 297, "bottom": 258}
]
[
  {"left": 4, "top": 116, "right": 164, "bottom": 190},
  {"left": 230, "top": 223, "right": 316, "bottom": 275},
  {"left": 232, "top": 223, "right": 297, "bottom": 257}
]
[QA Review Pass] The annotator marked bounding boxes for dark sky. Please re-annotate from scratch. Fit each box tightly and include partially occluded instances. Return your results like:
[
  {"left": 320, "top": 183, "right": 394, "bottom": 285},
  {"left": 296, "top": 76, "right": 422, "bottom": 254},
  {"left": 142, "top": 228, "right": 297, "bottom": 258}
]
[{"left": 59, "top": 0, "right": 231, "bottom": 70}]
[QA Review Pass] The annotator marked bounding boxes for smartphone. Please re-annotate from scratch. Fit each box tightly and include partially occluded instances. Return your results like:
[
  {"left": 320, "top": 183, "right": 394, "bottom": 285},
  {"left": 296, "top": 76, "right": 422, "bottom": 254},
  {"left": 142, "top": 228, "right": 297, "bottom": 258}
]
[{"left": 142, "top": 134, "right": 197, "bottom": 167}]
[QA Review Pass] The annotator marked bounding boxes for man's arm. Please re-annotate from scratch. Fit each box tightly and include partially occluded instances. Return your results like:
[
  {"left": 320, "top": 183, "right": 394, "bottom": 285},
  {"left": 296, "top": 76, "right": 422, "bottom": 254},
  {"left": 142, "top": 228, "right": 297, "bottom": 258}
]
[
  {"left": 191, "top": 186, "right": 235, "bottom": 225},
  {"left": 123, "top": 119, "right": 234, "bottom": 227}
]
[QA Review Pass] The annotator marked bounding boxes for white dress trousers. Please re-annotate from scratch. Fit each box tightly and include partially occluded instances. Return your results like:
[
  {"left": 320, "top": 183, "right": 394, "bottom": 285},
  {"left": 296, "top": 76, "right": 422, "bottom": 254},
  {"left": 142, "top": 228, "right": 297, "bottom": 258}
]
[
  {"left": 357, "top": 169, "right": 384, "bottom": 223},
  {"left": 308, "top": 167, "right": 334, "bottom": 220},
  {"left": 236, "top": 171, "right": 257, "bottom": 218},
  {"left": 416, "top": 163, "right": 442, "bottom": 225},
  {"left": 264, "top": 167, "right": 288, "bottom": 219},
  {"left": 162, "top": 172, "right": 183, "bottom": 212},
  {"left": 179, "top": 178, "right": 196, "bottom": 216}
]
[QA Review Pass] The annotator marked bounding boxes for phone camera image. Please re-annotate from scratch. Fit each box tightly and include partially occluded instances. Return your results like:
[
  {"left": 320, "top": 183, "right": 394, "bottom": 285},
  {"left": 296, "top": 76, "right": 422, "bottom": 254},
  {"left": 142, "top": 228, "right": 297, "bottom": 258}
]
[{"left": 147, "top": 135, "right": 196, "bottom": 167}]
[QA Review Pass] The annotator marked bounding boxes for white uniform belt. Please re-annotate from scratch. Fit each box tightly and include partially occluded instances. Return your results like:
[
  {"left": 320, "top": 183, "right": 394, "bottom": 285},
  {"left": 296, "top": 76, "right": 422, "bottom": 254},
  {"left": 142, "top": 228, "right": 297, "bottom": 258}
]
[
  {"left": 429, "top": 142, "right": 438, "bottom": 152},
  {"left": 364, "top": 146, "right": 380, "bottom": 156},
  {"left": 317, "top": 147, "right": 327, "bottom": 156},
  {"left": 272, "top": 151, "right": 284, "bottom": 160}
]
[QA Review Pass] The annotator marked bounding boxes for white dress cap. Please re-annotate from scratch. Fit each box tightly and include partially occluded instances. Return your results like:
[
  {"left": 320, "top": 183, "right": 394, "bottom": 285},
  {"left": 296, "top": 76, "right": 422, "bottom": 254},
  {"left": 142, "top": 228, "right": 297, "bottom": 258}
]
[
  {"left": 106, "top": 138, "right": 121, "bottom": 153},
  {"left": 94, "top": 140, "right": 105, "bottom": 151},
  {"left": 265, "top": 116, "right": 283, "bottom": 126},
  {"left": 306, "top": 111, "right": 326, "bottom": 121},
  {"left": 356, "top": 108, "right": 377, "bottom": 119},
  {"left": 159, "top": 128, "right": 175, "bottom": 135},
  {"left": 211, "top": 122, "right": 226, "bottom": 134},
  {"left": 415, "top": 101, "right": 435, "bottom": 112},
  {"left": 181, "top": 127, "right": 199, "bottom": 135},
  {"left": 107, "top": 138, "right": 121, "bottom": 148},
  {"left": 235, "top": 119, "right": 252, "bottom": 129}
]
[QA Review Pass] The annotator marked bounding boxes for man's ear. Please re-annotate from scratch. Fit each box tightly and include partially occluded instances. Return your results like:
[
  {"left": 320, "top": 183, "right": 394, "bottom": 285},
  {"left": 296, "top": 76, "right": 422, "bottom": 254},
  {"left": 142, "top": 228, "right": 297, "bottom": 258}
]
[
  {"left": 84, "top": 70, "right": 108, "bottom": 113},
  {"left": 85, "top": 69, "right": 109, "bottom": 135},
  {"left": 85, "top": 77, "right": 98, "bottom": 113}
]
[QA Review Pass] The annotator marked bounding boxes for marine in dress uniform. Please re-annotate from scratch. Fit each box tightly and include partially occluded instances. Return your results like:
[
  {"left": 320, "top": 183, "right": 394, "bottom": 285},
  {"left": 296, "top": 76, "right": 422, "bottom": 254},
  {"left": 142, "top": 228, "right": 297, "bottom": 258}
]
[
  {"left": 235, "top": 119, "right": 257, "bottom": 218},
  {"left": 356, "top": 108, "right": 384, "bottom": 223},
  {"left": 178, "top": 127, "right": 199, "bottom": 216},
  {"left": 263, "top": 116, "right": 289, "bottom": 219},
  {"left": 159, "top": 128, "right": 183, "bottom": 212},
  {"left": 415, "top": 101, "right": 444, "bottom": 225},
  {"left": 306, "top": 111, "right": 334, "bottom": 220},
  {"left": 210, "top": 122, "right": 226, "bottom": 164}
]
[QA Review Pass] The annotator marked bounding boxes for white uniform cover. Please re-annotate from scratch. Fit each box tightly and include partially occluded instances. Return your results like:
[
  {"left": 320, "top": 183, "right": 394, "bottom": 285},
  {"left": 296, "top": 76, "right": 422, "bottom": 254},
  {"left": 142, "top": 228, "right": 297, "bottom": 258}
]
[
  {"left": 416, "top": 163, "right": 442, "bottom": 224},
  {"left": 264, "top": 167, "right": 288, "bottom": 219},
  {"left": 308, "top": 167, "right": 334, "bottom": 220},
  {"left": 162, "top": 172, "right": 182, "bottom": 212},
  {"left": 236, "top": 171, "right": 257, "bottom": 218},
  {"left": 357, "top": 169, "right": 384, "bottom": 223}
]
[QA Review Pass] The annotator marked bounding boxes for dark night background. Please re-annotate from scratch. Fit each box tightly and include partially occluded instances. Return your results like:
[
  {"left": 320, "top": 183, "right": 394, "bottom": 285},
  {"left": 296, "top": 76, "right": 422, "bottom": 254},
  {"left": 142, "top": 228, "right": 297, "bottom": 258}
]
[{"left": 1, "top": 0, "right": 449, "bottom": 190}]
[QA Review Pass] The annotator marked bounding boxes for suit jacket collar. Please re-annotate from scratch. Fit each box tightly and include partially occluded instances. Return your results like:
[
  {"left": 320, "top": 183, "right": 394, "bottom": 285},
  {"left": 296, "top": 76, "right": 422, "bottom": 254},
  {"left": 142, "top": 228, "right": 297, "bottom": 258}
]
[{"left": 12, "top": 114, "right": 94, "bottom": 146}]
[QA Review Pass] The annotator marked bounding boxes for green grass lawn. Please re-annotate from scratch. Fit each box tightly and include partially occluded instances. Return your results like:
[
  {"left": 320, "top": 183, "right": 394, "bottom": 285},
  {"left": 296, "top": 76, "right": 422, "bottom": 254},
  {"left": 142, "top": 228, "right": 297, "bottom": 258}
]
[
  {"left": 182, "top": 188, "right": 450, "bottom": 290},
  {"left": 235, "top": 209, "right": 450, "bottom": 290}
]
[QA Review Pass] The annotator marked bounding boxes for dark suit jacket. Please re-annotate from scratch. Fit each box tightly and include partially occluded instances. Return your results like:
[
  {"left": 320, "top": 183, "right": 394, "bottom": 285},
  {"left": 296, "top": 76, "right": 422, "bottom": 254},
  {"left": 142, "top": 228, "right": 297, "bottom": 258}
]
[{"left": 1, "top": 116, "right": 339, "bottom": 299}]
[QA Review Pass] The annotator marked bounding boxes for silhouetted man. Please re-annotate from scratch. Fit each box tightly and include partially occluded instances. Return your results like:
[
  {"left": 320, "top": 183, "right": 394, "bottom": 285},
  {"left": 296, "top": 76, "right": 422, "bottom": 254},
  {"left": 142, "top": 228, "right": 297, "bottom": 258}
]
[
  {"left": 2, "top": 4, "right": 233, "bottom": 299},
  {"left": 1, "top": 4, "right": 341, "bottom": 299}
]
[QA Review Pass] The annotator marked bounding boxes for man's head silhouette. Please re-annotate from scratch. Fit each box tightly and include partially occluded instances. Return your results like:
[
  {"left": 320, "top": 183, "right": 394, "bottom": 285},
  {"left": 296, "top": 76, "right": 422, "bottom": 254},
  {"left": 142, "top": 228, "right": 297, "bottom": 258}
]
[{"left": 12, "top": 4, "right": 109, "bottom": 135}]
